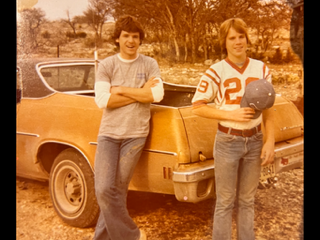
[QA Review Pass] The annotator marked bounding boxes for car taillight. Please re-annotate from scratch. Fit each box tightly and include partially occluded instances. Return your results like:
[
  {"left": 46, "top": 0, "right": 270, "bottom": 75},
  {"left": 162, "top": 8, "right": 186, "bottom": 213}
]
[{"left": 281, "top": 157, "right": 289, "bottom": 165}]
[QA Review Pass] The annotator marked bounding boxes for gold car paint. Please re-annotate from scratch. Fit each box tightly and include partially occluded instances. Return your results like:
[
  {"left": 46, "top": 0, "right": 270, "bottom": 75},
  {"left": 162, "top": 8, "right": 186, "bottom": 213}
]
[
  {"left": 17, "top": 92, "right": 194, "bottom": 195},
  {"left": 16, "top": 60, "right": 304, "bottom": 203}
]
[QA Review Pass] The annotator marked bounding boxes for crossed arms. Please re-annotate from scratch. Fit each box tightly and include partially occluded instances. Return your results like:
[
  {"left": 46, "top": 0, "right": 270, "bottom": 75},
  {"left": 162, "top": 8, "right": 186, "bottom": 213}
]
[{"left": 95, "top": 77, "right": 164, "bottom": 109}]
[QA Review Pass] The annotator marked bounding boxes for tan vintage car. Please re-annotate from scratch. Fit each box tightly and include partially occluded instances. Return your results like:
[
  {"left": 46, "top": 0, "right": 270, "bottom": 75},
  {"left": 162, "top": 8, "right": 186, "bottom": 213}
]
[{"left": 16, "top": 58, "right": 304, "bottom": 228}]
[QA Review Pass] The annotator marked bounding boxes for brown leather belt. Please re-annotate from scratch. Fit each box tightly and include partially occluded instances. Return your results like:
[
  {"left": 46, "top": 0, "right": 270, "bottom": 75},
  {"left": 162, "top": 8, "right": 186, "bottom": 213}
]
[{"left": 218, "top": 123, "right": 261, "bottom": 137}]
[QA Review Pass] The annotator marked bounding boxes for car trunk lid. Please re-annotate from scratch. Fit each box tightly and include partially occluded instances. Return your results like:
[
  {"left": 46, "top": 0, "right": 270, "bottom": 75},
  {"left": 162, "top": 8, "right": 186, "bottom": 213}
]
[
  {"left": 178, "top": 96, "right": 303, "bottom": 163},
  {"left": 178, "top": 107, "right": 218, "bottom": 163}
]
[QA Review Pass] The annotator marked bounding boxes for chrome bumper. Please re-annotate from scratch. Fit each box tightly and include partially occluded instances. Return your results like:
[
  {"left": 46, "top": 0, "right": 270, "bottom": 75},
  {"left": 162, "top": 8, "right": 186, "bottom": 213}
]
[
  {"left": 172, "top": 160, "right": 215, "bottom": 203},
  {"left": 172, "top": 136, "right": 303, "bottom": 203},
  {"left": 274, "top": 136, "right": 304, "bottom": 174}
]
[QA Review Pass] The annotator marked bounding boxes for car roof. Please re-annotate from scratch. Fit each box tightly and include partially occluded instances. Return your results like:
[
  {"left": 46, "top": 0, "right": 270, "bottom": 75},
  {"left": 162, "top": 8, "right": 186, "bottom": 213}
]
[
  {"left": 17, "top": 57, "right": 199, "bottom": 106},
  {"left": 17, "top": 57, "right": 96, "bottom": 66}
]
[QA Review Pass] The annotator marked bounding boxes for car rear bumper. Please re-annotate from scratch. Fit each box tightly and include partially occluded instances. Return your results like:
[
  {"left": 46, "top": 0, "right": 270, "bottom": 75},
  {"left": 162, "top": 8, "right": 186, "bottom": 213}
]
[
  {"left": 172, "top": 159, "right": 215, "bottom": 203},
  {"left": 172, "top": 136, "right": 304, "bottom": 203},
  {"left": 274, "top": 136, "right": 304, "bottom": 174}
]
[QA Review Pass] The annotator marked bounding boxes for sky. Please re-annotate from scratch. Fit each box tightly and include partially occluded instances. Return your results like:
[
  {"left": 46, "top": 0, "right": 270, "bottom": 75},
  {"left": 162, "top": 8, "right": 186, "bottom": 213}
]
[{"left": 33, "top": 0, "right": 89, "bottom": 21}]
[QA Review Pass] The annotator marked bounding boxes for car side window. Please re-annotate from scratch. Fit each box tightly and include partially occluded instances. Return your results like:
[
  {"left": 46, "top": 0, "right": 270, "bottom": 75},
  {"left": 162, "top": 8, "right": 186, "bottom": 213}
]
[
  {"left": 17, "top": 67, "right": 22, "bottom": 103},
  {"left": 40, "top": 65, "right": 95, "bottom": 92}
]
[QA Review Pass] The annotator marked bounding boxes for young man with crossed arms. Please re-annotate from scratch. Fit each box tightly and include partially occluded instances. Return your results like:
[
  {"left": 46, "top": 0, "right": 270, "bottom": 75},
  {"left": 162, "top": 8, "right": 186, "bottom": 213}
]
[
  {"left": 94, "top": 15, "right": 164, "bottom": 240},
  {"left": 192, "top": 18, "right": 275, "bottom": 240}
]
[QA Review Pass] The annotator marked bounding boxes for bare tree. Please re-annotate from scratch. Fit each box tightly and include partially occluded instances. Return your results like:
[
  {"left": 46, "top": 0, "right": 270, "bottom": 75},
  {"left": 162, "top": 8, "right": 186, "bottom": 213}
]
[
  {"left": 62, "top": 10, "right": 78, "bottom": 36},
  {"left": 160, "top": 1, "right": 183, "bottom": 62},
  {"left": 114, "top": 0, "right": 185, "bottom": 62},
  {"left": 180, "top": 0, "right": 216, "bottom": 62},
  {"left": 112, "top": 0, "right": 293, "bottom": 62},
  {"left": 83, "top": 0, "right": 113, "bottom": 46},
  {"left": 17, "top": 8, "right": 46, "bottom": 55},
  {"left": 247, "top": 0, "right": 292, "bottom": 55},
  {"left": 113, "top": 0, "right": 259, "bottom": 62}
]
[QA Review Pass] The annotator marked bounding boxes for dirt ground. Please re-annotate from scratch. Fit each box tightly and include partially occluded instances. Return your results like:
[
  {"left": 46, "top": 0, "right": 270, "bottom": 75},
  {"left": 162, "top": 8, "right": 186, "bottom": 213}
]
[{"left": 16, "top": 167, "right": 303, "bottom": 240}]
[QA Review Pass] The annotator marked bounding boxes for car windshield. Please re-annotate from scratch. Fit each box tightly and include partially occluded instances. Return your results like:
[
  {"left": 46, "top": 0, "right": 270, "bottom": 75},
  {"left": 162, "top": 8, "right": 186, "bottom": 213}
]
[{"left": 40, "top": 65, "right": 95, "bottom": 92}]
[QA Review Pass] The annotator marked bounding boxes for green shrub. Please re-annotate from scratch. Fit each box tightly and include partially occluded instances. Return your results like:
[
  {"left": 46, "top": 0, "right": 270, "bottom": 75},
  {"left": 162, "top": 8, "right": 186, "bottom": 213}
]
[
  {"left": 84, "top": 37, "right": 103, "bottom": 48},
  {"left": 284, "top": 48, "right": 295, "bottom": 63},
  {"left": 76, "top": 32, "right": 87, "bottom": 38},
  {"left": 270, "top": 48, "right": 283, "bottom": 64},
  {"left": 41, "top": 31, "right": 51, "bottom": 39},
  {"left": 66, "top": 31, "right": 76, "bottom": 38}
]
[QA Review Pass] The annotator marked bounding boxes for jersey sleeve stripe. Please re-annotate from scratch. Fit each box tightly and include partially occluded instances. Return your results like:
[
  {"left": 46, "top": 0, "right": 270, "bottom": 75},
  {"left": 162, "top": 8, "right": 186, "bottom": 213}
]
[
  {"left": 208, "top": 68, "right": 221, "bottom": 81},
  {"left": 263, "top": 64, "right": 272, "bottom": 82},
  {"left": 204, "top": 73, "right": 222, "bottom": 99},
  {"left": 265, "top": 72, "right": 271, "bottom": 80}
]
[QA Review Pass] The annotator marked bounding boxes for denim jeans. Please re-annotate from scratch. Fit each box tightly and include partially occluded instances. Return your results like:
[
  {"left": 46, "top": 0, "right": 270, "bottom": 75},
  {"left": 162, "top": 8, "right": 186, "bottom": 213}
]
[
  {"left": 93, "top": 136, "right": 147, "bottom": 240},
  {"left": 212, "top": 129, "right": 263, "bottom": 240}
]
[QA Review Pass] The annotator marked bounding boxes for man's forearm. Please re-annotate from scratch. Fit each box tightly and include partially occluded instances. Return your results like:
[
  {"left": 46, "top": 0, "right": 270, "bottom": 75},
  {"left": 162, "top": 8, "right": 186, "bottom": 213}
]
[
  {"left": 192, "top": 105, "right": 255, "bottom": 122},
  {"left": 107, "top": 94, "right": 137, "bottom": 108},
  {"left": 192, "top": 105, "right": 231, "bottom": 120},
  {"left": 260, "top": 107, "right": 275, "bottom": 165},
  {"left": 114, "top": 86, "right": 154, "bottom": 103},
  {"left": 262, "top": 108, "right": 275, "bottom": 143}
]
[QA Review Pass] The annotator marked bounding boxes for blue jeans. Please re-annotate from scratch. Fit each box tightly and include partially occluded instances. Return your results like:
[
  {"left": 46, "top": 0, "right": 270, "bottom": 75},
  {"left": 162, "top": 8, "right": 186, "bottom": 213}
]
[
  {"left": 93, "top": 136, "right": 147, "bottom": 240},
  {"left": 212, "top": 129, "right": 263, "bottom": 240}
]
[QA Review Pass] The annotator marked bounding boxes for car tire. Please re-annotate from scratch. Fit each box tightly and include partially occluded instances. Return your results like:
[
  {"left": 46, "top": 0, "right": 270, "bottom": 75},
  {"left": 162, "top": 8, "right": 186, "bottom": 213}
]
[{"left": 49, "top": 148, "right": 99, "bottom": 228}]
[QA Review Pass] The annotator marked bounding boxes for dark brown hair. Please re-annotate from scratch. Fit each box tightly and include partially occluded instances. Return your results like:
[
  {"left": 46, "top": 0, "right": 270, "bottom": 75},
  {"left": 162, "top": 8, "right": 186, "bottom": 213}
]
[
  {"left": 113, "top": 15, "right": 145, "bottom": 47},
  {"left": 219, "top": 18, "right": 251, "bottom": 55}
]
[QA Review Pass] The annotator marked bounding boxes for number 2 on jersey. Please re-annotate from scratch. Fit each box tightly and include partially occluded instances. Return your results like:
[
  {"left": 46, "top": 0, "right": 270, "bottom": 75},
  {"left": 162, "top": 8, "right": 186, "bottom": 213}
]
[
  {"left": 224, "top": 77, "right": 259, "bottom": 104},
  {"left": 224, "top": 78, "right": 241, "bottom": 104}
]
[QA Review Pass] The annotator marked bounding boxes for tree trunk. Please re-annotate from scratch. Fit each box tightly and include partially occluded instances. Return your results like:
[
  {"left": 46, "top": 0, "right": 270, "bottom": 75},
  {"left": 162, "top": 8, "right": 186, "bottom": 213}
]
[
  {"left": 99, "top": 23, "right": 104, "bottom": 40},
  {"left": 184, "top": 34, "right": 188, "bottom": 62},
  {"left": 190, "top": 32, "right": 196, "bottom": 63},
  {"left": 173, "top": 36, "right": 180, "bottom": 62},
  {"left": 204, "top": 37, "right": 208, "bottom": 60},
  {"left": 165, "top": 3, "right": 180, "bottom": 62}
]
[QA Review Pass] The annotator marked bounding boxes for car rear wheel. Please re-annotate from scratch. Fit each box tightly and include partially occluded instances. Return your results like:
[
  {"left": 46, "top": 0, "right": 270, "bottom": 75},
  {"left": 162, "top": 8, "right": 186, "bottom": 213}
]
[{"left": 49, "top": 148, "right": 99, "bottom": 227}]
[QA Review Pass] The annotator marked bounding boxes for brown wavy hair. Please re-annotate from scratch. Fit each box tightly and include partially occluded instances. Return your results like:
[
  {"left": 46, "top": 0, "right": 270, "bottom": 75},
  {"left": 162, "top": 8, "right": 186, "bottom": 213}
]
[
  {"left": 219, "top": 18, "right": 251, "bottom": 55},
  {"left": 113, "top": 15, "right": 145, "bottom": 47}
]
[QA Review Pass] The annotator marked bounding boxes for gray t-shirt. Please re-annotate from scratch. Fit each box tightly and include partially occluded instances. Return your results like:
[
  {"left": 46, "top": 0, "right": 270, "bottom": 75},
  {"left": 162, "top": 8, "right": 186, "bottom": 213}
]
[{"left": 95, "top": 54, "right": 161, "bottom": 139}]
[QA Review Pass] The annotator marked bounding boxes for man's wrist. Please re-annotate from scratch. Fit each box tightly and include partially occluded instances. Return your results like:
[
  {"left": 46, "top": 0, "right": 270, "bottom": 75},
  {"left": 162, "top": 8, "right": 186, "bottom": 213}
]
[
  {"left": 222, "top": 110, "right": 232, "bottom": 121},
  {"left": 116, "top": 86, "right": 127, "bottom": 96}
]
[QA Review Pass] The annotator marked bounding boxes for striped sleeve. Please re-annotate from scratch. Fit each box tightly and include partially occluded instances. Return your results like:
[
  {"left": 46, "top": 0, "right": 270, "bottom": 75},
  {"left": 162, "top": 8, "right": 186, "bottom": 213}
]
[
  {"left": 191, "top": 67, "right": 219, "bottom": 109},
  {"left": 263, "top": 64, "right": 272, "bottom": 83}
]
